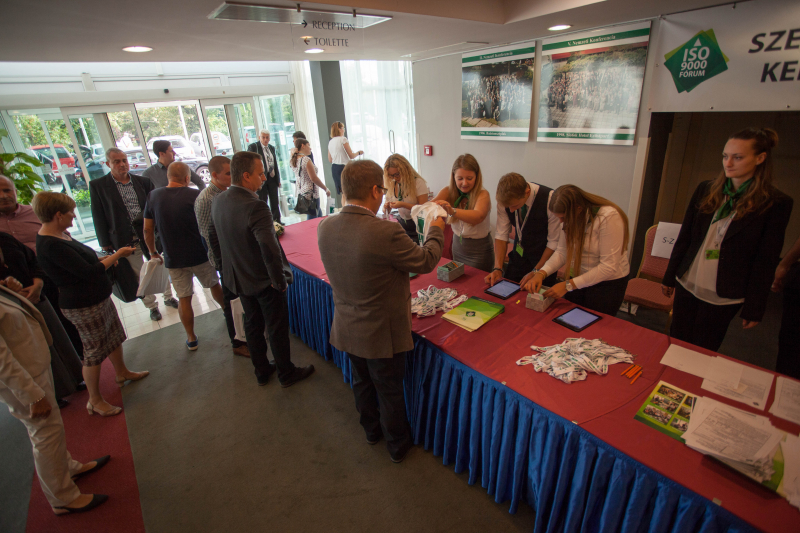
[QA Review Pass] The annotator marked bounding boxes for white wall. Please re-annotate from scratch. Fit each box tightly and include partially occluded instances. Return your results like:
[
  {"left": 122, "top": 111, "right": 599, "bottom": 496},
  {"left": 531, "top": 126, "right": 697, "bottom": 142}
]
[{"left": 412, "top": 24, "right": 660, "bottom": 232}]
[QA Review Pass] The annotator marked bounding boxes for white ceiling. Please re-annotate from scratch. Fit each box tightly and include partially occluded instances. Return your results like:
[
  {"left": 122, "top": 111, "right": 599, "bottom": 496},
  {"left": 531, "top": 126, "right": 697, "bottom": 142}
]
[{"left": 1, "top": 0, "right": 728, "bottom": 62}]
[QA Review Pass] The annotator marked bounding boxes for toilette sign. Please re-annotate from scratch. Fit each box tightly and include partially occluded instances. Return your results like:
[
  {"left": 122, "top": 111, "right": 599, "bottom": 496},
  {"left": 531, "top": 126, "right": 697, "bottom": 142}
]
[
  {"left": 290, "top": 17, "right": 364, "bottom": 52},
  {"left": 649, "top": 0, "right": 800, "bottom": 111}
]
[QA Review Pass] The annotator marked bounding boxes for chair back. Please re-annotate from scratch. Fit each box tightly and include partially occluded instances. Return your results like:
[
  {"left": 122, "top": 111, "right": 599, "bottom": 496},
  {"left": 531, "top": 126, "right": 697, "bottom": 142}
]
[{"left": 639, "top": 225, "right": 671, "bottom": 281}]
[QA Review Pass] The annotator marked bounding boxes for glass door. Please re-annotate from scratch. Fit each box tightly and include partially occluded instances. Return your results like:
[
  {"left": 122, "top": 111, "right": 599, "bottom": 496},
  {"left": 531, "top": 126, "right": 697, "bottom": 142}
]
[
  {"left": 134, "top": 100, "right": 209, "bottom": 185},
  {"left": 198, "top": 97, "right": 261, "bottom": 160},
  {"left": 257, "top": 95, "right": 297, "bottom": 202}
]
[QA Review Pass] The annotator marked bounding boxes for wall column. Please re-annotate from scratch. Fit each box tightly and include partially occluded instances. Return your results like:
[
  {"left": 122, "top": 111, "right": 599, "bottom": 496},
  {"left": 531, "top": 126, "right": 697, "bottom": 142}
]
[{"left": 309, "top": 61, "right": 346, "bottom": 207}]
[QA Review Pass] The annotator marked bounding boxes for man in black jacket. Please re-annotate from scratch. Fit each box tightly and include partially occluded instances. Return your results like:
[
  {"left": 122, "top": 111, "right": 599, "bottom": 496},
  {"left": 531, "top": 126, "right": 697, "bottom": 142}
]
[
  {"left": 247, "top": 130, "right": 283, "bottom": 226},
  {"left": 207, "top": 151, "right": 312, "bottom": 388},
  {"left": 89, "top": 148, "right": 177, "bottom": 320}
]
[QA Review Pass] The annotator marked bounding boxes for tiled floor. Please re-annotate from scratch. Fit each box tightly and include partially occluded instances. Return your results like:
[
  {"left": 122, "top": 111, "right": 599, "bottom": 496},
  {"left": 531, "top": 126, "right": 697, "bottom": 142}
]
[{"left": 111, "top": 278, "right": 221, "bottom": 340}]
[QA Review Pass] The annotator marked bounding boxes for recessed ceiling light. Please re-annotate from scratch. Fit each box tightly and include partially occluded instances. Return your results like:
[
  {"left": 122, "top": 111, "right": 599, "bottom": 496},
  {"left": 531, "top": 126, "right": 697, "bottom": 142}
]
[
  {"left": 548, "top": 25, "right": 572, "bottom": 31},
  {"left": 301, "top": 35, "right": 313, "bottom": 39},
  {"left": 305, "top": 48, "right": 324, "bottom": 54},
  {"left": 123, "top": 46, "right": 153, "bottom": 52}
]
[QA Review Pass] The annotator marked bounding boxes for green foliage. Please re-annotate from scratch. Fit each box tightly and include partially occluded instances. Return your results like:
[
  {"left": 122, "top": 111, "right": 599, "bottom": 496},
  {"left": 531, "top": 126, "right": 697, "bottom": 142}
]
[
  {"left": 0, "top": 128, "right": 45, "bottom": 205},
  {"left": 72, "top": 189, "right": 91, "bottom": 207}
]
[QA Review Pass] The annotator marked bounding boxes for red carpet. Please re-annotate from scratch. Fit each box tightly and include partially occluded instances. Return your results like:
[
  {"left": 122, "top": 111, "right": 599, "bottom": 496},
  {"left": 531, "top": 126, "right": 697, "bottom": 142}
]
[{"left": 25, "top": 363, "right": 145, "bottom": 533}]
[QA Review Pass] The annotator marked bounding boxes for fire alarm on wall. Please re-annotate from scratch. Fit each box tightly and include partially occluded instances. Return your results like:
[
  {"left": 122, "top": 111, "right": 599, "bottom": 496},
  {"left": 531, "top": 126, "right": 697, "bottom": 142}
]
[{"left": 423, "top": 145, "right": 433, "bottom": 156}]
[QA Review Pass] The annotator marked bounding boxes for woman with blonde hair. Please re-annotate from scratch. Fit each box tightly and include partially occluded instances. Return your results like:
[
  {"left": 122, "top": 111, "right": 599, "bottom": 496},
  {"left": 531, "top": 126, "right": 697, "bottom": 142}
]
[
  {"left": 432, "top": 154, "right": 493, "bottom": 271},
  {"left": 383, "top": 154, "right": 429, "bottom": 241},
  {"left": 34, "top": 192, "right": 149, "bottom": 417},
  {"left": 523, "top": 185, "right": 630, "bottom": 316},
  {"left": 292, "top": 138, "right": 330, "bottom": 219},
  {"left": 661, "top": 127, "right": 793, "bottom": 351},
  {"left": 327, "top": 121, "right": 363, "bottom": 197}
]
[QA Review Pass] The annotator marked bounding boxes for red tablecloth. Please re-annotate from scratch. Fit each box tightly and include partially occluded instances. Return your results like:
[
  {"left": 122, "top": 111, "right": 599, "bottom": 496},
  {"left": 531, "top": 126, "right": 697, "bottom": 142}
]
[{"left": 280, "top": 217, "right": 800, "bottom": 532}]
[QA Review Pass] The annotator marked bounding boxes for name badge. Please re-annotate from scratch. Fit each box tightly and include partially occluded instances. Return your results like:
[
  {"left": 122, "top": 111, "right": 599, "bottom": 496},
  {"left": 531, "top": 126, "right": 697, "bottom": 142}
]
[
  {"left": 515, "top": 243, "right": 524, "bottom": 257},
  {"left": 704, "top": 249, "right": 720, "bottom": 260}
]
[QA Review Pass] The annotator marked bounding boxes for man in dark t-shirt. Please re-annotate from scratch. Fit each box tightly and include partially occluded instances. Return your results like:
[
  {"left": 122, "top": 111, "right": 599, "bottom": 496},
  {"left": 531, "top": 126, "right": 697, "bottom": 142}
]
[{"left": 143, "top": 162, "right": 224, "bottom": 351}]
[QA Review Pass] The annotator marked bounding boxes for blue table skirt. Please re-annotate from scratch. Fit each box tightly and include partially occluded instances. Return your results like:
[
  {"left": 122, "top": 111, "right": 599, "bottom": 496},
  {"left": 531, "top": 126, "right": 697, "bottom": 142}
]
[{"left": 287, "top": 266, "right": 758, "bottom": 533}]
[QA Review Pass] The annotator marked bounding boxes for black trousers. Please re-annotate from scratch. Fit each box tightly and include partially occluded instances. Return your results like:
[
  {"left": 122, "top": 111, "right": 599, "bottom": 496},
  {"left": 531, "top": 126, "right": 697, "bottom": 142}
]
[
  {"left": 776, "top": 262, "right": 800, "bottom": 379},
  {"left": 331, "top": 164, "right": 345, "bottom": 196},
  {"left": 348, "top": 352, "right": 412, "bottom": 458},
  {"left": 239, "top": 286, "right": 295, "bottom": 382},
  {"left": 259, "top": 178, "right": 282, "bottom": 225},
  {"left": 670, "top": 283, "right": 743, "bottom": 352},
  {"left": 218, "top": 271, "right": 246, "bottom": 348},
  {"left": 564, "top": 275, "right": 628, "bottom": 317}
]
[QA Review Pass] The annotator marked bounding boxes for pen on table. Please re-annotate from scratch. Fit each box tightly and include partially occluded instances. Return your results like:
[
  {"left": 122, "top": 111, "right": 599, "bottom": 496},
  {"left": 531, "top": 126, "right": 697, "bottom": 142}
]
[
  {"left": 621, "top": 364, "right": 635, "bottom": 375},
  {"left": 630, "top": 370, "right": 643, "bottom": 384},
  {"left": 625, "top": 365, "right": 641, "bottom": 378}
]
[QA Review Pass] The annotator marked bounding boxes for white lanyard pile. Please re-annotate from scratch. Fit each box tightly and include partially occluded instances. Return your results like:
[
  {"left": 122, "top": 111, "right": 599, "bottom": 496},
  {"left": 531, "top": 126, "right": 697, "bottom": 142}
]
[
  {"left": 516, "top": 337, "right": 635, "bottom": 384},
  {"left": 411, "top": 285, "right": 468, "bottom": 317}
]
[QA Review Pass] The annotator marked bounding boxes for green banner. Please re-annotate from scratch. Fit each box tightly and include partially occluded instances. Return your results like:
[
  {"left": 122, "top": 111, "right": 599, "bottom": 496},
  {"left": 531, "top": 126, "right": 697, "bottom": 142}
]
[
  {"left": 462, "top": 46, "right": 536, "bottom": 64},
  {"left": 461, "top": 130, "right": 529, "bottom": 138},
  {"left": 537, "top": 132, "right": 635, "bottom": 141},
  {"left": 542, "top": 28, "right": 650, "bottom": 52}
]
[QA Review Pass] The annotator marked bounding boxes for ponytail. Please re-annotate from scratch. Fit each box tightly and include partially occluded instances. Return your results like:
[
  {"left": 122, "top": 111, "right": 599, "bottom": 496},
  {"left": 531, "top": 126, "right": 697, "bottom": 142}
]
[{"left": 291, "top": 138, "right": 309, "bottom": 168}]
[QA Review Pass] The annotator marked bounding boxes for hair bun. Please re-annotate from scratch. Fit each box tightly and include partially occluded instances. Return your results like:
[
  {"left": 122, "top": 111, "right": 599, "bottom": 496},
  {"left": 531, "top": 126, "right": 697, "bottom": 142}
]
[{"left": 760, "top": 128, "right": 779, "bottom": 150}]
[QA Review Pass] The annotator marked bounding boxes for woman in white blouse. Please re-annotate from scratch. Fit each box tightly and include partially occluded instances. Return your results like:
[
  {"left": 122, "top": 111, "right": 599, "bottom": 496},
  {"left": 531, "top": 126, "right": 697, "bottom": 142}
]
[
  {"left": 327, "top": 122, "right": 363, "bottom": 197},
  {"left": 432, "top": 154, "right": 493, "bottom": 272},
  {"left": 382, "top": 154, "right": 429, "bottom": 242},
  {"left": 292, "top": 138, "right": 330, "bottom": 220},
  {"left": 522, "top": 185, "right": 630, "bottom": 316}
]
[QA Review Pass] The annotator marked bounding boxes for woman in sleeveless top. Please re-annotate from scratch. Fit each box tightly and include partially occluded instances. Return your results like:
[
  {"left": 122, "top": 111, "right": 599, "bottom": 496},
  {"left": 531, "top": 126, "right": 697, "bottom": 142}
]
[
  {"left": 292, "top": 138, "right": 330, "bottom": 220},
  {"left": 327, "top": 122, "right": 363, "bottom": 197},
  {"left": 432, "top": 154, "right": 493, "bottom": 272}
]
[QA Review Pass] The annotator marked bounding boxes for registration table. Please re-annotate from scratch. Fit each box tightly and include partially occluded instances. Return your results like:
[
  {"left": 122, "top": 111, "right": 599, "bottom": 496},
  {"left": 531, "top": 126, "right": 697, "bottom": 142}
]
[{"left": 280, "top": 218, "right": 799, "bottom": 533}]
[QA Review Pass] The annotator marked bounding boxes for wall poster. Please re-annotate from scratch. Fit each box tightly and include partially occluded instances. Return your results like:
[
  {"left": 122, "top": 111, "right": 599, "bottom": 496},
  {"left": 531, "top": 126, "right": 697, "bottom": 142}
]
[
  {"left": 537, "top": 21, "right": 651, "bottom": 145},
  {"left": 461, "top": 42, "right": 536, "bottom": 141}
]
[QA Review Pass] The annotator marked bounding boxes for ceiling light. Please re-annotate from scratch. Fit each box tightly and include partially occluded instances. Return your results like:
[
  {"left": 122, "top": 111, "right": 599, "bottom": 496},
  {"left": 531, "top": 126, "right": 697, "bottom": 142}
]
[
  {"left": 301, "top": 36, "right": 313, "bottom": 39},
  {"left": 305, "top": 48, "right": 324, "bottom": 54},
  {"left": 122, "top": 46, "right": 153, "bottom": 52},
  {"left": 548, "top": 25, "right": 572, "bottom": 31}
]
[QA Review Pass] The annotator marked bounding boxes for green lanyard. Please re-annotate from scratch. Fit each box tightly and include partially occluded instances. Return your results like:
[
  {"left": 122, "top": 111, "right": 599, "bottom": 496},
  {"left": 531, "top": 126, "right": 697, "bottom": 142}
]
[
  {"left": 394, "top": 181, "right": 403, "bottom": 201},
  {"left": 453, "top": 192, "right": 471, "bottom": 244}
]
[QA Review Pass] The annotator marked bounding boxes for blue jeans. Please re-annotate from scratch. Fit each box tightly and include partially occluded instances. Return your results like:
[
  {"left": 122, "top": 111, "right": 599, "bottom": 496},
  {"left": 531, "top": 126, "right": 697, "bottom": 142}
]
[
  {"left": 331, "top": 163, "right": 345, "bottom": 195},
  {"left": 306, "top": 197, "right": 321, "bottom": 220}
]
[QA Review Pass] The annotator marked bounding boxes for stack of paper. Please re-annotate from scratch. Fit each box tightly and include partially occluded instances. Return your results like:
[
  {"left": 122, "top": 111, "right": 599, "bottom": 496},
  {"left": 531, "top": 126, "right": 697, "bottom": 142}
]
[
  {"left": 780, "top": 434, "right": 800, "bottom": 509},
  {"left": 701, "top": 365, "right": 774, "bottom": 410},
  {"left": 769, "top": 377, "right": 800, "bottom": 425},
  {"left": 683, "top": 397, "right": 783, "bottom": 483},
  {"left": 442, "top": 297, "right": 504, "bottom": 332},
  {"left": 660, "top": 345, "right": 743, "bottom": 388}
]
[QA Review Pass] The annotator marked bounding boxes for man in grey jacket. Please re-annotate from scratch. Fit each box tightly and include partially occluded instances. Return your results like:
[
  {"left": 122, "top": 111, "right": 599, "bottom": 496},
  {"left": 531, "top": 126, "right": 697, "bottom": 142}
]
[
  {"left": 208, "top": 151, "right": 313, "bottom": 388},
  {"left": 318, "top": 160, "right": 444, "bottom": 463}
]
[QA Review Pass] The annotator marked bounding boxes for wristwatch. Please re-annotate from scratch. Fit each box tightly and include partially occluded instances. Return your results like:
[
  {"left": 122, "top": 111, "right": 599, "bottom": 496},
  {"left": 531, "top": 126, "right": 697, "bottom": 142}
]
[{"left": 565, "top": 281, "right": 575, "bottom": 292}]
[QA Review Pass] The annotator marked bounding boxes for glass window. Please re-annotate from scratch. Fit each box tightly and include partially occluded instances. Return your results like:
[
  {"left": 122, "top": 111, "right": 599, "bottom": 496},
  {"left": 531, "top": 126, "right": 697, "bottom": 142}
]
[{"left": 259, "top": 95, "right": 296, "bottom": 198}]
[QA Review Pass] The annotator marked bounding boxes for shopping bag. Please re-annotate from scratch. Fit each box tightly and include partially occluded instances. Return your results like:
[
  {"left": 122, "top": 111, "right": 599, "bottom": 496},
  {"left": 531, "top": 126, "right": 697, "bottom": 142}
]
[
  {"left": 137, "top": 258, "right": 170, "bottom": 297},
  {"left": 230, "top": 297, "right": 247, "bottom": 342}
]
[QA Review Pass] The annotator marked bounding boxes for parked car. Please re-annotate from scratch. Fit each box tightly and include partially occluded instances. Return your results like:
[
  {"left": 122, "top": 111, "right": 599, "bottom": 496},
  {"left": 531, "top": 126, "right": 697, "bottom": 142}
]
[
  {"left": 30, "top": 144, "right": 77, "bottom": 185},
  {"left": 74, "top": 145, "right": 107, "bottom": 182},
  {"left": 190, "top": 131, "right": 233, "bottom": 157},
  {"left": 146, "top": 136, "right": 198, "bottom": 160}
]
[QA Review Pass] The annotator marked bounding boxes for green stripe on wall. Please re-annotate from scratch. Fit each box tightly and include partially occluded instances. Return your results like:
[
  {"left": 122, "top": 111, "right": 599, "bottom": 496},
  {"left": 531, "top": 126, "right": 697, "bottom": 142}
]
[
  {"left": 462, "top": 46, "right": 536, "bottom": 64},
  {"left": 542, "top": 28, "right": 650, "bottom": 52},
  {"left": 537, "top": 132, "right": 635, "bottom": 140}
]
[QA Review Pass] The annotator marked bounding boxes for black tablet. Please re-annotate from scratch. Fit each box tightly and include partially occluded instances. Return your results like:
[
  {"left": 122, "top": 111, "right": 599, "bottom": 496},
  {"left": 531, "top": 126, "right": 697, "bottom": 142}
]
[
  {"left": 553, "top": 307, "right": 602, "bottom": 332},
  {"left": 484, "top": 280, "right": 521, "bottom": 300}
]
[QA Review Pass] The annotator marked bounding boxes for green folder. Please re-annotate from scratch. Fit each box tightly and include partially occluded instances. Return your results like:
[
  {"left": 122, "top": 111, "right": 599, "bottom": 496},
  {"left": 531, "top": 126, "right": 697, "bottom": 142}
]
[{"left": 442, "top": 297, "right": 505, "bottom": 332}]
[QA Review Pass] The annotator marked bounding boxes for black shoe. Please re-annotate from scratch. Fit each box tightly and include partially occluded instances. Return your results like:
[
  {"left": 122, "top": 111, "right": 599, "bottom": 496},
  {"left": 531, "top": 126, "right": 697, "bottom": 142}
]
[
  {"left": 256, "top": 363, "right": 277, "bottom": 386},
  {"left": 163, "top": 297, "right": 179, "bottom": 308},
  {"left": 54, "top": 494, "right": 108, "bottom": 515},
  {"left": 280, "top": 365, "right": 315, "bottom": 388},
  {"left": 57, "top": 398, "right": 69, "bottom": 409},
  {"left": 149, "top": 307, "right": 162, "bottom": 321},
  {"left": 75, "top": 381, "right": 87, "bottom": 391},
  {"left": 366, "top": 434, "right": 381, "bottom": 445},
  {"left": 390, "top": 444, "right": 413, "bottom": 464},
  {"left": 71, "top": 455, "right": 110, "bottom": 481}
]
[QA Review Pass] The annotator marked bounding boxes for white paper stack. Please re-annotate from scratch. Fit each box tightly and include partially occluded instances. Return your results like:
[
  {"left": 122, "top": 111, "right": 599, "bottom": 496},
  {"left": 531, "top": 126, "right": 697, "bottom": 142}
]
[
  {"left": 682, "top": 397, "right": 782, "bottom": 483},
  {"left": 781, "top": 434, "right": 800, "bottom": 509},
  {"left": 660, "top": 345, "right": 743, "bottom": 388},
  {"left": 769, "top": 377, "right": 800, "bottom": 425},
  {"left": 701, "top": 365, "right": 774, "bottom": 410}
]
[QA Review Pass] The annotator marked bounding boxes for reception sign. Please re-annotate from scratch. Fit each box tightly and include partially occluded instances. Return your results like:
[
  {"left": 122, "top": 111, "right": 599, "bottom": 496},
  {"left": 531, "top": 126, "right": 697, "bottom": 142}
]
[
  {"left": 537, "top": 22, "right": 651, "bottom": 145},
  {"left": 461, "top": 42, "right": 536, "bottom": 141},
  {"left": 649, "top": 0, "right": 800, "bottom": 112}
]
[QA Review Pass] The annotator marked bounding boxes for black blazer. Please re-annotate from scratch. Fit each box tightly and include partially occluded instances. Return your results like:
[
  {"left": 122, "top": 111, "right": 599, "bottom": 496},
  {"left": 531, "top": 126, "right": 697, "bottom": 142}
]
[
  {"left": 89, "top": 172, "right": 154, "bottom": 254},
  {"left": 663, "top": 180, "right": 793, "bottom": 322},
  {"left": 207, "top": 185, "right": 292, "bottom": 297},
  {"left": 247, "top": 142, "right": 281, "bottom": 186}
]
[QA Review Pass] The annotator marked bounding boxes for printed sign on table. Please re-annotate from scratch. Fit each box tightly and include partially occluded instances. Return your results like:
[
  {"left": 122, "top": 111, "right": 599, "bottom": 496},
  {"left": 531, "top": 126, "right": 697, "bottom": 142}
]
[
  {"left": 537, "top": 22, "right": 651, "bottom": 145},
  {"left": 461, "top": 42, "right": 536, "bottom": 142}
]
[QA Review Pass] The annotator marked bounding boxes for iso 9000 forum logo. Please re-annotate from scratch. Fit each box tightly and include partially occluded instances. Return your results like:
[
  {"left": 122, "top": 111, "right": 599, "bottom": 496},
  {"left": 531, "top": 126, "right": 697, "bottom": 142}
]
[{"left": 664, "top": 29, "right": 730, "bottom": 93}]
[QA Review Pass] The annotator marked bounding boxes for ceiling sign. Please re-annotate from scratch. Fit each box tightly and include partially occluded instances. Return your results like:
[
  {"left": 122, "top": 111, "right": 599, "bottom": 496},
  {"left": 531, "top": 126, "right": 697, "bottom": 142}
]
[
  {"left": 290, "top": 16, "right": 364, "bottom": 52},
  {"left": 208, "top": 2, "right": 390, "bottom": 28}
]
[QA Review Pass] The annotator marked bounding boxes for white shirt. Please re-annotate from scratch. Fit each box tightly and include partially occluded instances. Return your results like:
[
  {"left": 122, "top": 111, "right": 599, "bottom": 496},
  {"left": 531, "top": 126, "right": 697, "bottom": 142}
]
[
  {"left": 541, "top": 206, "right": 630, "bottom": 289},
  {"left": 495, "top": 184, "right": 561, "bottom": 251},
  {"left": 451, "top": 194, "right": 491, "bottom": 239},
  {"left": 677, "top": 212, "right": 743, "bottom": 305},
  {"left": 328, "top": 136, "right": 350, "bottom": 165},
  {"left": 386, "top": 176, "right": 429, "bottom": 220}
]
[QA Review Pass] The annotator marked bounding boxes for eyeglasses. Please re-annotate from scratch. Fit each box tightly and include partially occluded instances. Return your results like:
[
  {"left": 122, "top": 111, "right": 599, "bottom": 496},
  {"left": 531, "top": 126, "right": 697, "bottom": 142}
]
[{"left": 376, "top": 186, "right": 388, "bottom": 195}]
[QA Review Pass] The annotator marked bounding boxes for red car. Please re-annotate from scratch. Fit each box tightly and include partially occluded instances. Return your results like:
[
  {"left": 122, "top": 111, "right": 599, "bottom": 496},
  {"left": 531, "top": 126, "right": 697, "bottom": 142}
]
[{"left": 31, "top": 145, "right": 77, "bottom": 184}]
